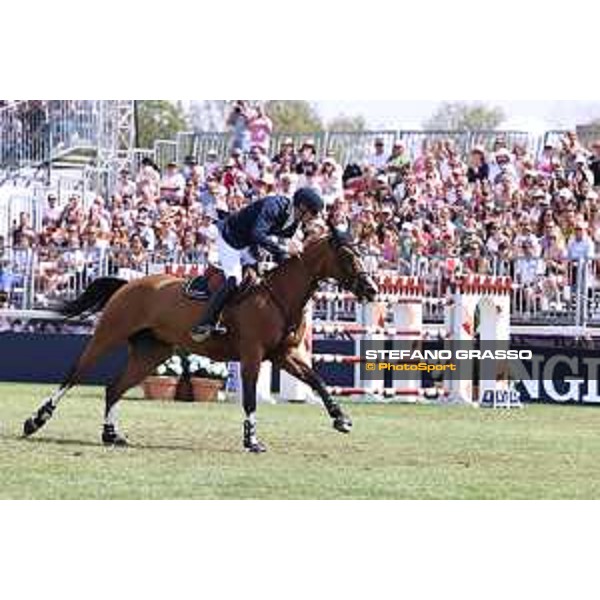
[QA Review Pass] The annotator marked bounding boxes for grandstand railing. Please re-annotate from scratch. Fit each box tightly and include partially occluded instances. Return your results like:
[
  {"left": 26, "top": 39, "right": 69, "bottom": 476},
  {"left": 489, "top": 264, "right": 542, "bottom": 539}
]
[
  {"left": 0, "top": 101, "right": 100, "bottom": 170},
  {"left": 1, "top": 247, "right": 598, "bottom": 329},
  {"left": 5, "top": 102, "right": 600, "bottom": 180},
  {"left": 164, "top": 128, "right": 563, "bottom": 167},
  {"left": 153, "top": 140, "right": 177, "bottom": 170}
]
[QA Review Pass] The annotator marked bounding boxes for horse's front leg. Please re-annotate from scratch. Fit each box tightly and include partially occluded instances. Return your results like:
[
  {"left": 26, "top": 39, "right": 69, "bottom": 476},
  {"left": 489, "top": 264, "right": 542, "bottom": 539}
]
[
  {"left": 278, "top": 350, "right": 352, "bottom": 434},
  {"left": 240, "top": 354, "right": 267, "bottom": 453}
]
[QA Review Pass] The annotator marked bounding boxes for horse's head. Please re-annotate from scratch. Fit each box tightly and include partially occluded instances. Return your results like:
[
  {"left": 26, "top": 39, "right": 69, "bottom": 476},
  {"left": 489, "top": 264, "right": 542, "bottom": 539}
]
[{"left": 305, "top": 221, "right": 378, "bottom": 303}]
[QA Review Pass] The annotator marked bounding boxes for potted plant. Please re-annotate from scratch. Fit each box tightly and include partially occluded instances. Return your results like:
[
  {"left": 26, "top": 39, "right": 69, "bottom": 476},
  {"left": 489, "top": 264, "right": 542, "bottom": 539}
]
[
  {"left": 187, "top": 354, "right": 228, "bottom": 402},
  {"left": 142, "top": 354, "right": 185, "bottom": 401},
  {"left": 142, "top": 352, "right": 228, "bottom": 402}
]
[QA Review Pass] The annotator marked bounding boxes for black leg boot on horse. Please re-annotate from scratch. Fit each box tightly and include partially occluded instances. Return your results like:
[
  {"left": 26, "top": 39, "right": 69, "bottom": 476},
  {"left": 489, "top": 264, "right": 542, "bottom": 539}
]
[{"left": 190, "top": 277, "right": 238, "bottom": 342}]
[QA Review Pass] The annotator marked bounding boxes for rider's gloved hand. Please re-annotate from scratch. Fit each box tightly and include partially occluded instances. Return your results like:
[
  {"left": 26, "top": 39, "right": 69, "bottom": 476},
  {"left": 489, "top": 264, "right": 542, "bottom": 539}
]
[{"left": 273, "top": 249, "right": 290, "bottom": 264}]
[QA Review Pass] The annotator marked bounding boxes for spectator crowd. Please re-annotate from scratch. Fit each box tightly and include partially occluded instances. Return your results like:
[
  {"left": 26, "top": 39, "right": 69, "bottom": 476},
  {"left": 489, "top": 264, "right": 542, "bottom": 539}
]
[{"left": 2, "top": 101, "right": 600, "bottom": 316}]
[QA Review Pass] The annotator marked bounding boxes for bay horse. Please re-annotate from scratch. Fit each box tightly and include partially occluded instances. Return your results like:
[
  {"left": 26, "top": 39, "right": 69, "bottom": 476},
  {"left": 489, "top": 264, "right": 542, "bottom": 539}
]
[{"left": 22, "top": 226, "right": 378, "bottom": 452}]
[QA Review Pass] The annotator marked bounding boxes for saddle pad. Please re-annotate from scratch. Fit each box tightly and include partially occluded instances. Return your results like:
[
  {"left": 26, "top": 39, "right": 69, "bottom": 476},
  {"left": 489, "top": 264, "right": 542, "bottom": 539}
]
[{"left": 183, "top": 275, "right": 213, "bottom": 301}]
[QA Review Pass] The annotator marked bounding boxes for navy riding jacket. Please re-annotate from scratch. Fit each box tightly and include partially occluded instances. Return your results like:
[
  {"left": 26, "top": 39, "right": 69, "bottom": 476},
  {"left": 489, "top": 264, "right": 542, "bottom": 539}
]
[{"left": 220, "top": 195, "right": 298, "bottom": 262}]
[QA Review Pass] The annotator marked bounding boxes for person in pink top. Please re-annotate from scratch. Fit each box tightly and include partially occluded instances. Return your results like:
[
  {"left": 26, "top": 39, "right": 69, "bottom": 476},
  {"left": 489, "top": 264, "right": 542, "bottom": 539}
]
[
  {"left": 248, "top": 104, "right": 273, "bottom": 154},
  {"left": 537, "top": 142, "right": 556, "bottom": 177}
]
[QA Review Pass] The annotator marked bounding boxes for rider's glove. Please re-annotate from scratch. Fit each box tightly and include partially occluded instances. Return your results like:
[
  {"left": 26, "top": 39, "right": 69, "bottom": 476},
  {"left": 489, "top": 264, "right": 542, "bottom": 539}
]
[{"left": 273, "top": 249, "right": 290, "bottom": 264}]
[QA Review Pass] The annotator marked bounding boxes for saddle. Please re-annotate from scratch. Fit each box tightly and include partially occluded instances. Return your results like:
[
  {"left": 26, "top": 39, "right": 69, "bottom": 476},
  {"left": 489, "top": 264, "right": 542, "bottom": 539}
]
[
  {"left": 183, "top": 265, "right": 226, "bottom": 301},
  {"left": 183, "top": 265, "right": 259, "bottom": 303}
]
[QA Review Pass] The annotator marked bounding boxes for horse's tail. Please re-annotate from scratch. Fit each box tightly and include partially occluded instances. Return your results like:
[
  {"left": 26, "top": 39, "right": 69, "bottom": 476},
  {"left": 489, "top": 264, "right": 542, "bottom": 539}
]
[{"left": 59, "top": 277, "right": 128, "bottom": 319}]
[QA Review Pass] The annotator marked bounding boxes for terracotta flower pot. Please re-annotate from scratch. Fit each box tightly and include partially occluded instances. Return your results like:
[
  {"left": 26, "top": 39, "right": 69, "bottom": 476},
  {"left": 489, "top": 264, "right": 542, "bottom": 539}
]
[
  {"left": 142, "top": 376, "right": 179, "bottom": 401},
  {"left": 190, "top": 378, "right": 224, "bottom": 402},
  {"left": 142, "top": 376, "right": 224, "bottom": 402}
]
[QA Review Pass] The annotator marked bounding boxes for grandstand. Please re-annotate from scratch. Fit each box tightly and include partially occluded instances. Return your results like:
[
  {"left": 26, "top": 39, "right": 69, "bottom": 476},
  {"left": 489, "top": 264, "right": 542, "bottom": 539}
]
[{"left": 2, "top": 100, "right": 600, "bottom": 334}]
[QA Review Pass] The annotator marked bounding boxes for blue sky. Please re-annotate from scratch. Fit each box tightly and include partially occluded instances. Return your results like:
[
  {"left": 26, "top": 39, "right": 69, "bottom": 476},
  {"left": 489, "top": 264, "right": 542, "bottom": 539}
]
[{"left": 314, "top": 101, "right": 600, "bottom": 131}]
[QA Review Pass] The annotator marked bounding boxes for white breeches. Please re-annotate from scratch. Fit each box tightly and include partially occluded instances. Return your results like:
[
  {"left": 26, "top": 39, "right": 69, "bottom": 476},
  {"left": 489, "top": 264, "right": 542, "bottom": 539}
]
[{"left": 217, "top": 230, "right": 244, "bottom": 284}]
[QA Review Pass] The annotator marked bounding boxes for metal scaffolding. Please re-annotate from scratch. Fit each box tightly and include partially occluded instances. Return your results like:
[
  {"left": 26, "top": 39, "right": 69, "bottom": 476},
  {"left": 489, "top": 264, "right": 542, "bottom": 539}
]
[
  {"left": 94, "top": 100, "right": 135, "bottom": 192},
  {"left": 0, "top": 100, "right": 136, "bottom": 198}
]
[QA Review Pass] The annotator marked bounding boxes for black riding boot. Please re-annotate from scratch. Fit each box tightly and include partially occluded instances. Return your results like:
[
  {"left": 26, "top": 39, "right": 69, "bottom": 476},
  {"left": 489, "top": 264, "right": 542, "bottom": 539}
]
[{"left": 190, "top": 278, "right": 237, "bottom": 341}]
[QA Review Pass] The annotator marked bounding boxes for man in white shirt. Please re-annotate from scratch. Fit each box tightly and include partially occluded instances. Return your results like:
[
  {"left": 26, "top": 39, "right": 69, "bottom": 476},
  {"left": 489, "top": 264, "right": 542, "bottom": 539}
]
[
  {"left": 245, "top": 146, "right": 264, "bottom": 183},
  {"left": 515, "top": 239, "right": 544, "bottom": 285},
  {"left": 160, "top": 162, "right": 186, "bottom": 203},
  {"left": 115, "top": 169, "right": 136, "bottom": 198},
  {"left": 513, "top": 219, "right": 541, "bottom": 257},
  {"left": 136, "top": 157, "right": 161, "bottom": 198},
  {"left": 136, "top": 216, "right": 156, "bottom": 252},
  {"left": 197, "top": 213, "right": 219, "bottom": 247},
  {"left": 488, "top": 148, "right": 518, "bottom": 184},
  {"left": 368, "top": 138, "right": 388, "bottom": 172},
  {"left": 567, "top": 222, "right": 594, "bottom": 260},
  {"left": 567, "top": 221, "right": 594, "bottom": 315},
  {"left": 42, "top": 193, "right": 62, "bottom": 226},
  {"left": 203, "top": 149, "right": 220, "bottom": 178}
]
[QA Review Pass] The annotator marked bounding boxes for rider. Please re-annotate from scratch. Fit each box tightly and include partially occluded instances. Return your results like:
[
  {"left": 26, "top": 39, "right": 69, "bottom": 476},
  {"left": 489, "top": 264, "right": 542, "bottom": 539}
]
[{"left": 190, "top": 187, "right": 324, "bottom": 341}]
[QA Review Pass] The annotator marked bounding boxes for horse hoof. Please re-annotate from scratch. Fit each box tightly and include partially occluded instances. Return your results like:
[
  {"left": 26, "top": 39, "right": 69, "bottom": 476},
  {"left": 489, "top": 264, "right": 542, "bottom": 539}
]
[
  {"left": 244, "top": 441, "right": 267, "bottom": 453},
  {"left": 102, "top": 433, "right": 129, "bottom": 447},
  {"left": 333, "top": 416, "right": 353, "bottom": 434},
  {"left": 23, "top": 417, "right": 38, "bottom": 438}
]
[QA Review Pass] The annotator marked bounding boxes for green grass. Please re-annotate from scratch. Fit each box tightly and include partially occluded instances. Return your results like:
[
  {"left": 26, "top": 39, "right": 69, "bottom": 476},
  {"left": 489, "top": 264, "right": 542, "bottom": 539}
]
[{"left": 2, "top": 383, "right": 600, "bottom": 499}]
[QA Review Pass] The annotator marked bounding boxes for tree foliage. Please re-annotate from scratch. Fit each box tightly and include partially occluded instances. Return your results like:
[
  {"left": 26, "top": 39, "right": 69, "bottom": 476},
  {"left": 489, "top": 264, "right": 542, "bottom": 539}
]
[
  {"left": 327, "top": 114, "right": 366, "bottom": 132},
  {"left": 136, "top": 100, "right": 189, "bottom": 149},
  {"left": 423, "top": 102, "right": 505, "bottom": 131},
  {"left": 136, "top": 100, "right": 369, "bottom": 142},
  {"left": 263, "top": 101, "right": 323, "bottom": 133},
  {"left": 188, "top": 101, "right": 228, "bottom": 132}
]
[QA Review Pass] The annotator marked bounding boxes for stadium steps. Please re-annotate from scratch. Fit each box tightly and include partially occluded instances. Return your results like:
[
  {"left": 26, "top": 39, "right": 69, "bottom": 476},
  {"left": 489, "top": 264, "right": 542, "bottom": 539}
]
[{"left": 49, "top": 145, "right": 96, "bottom": 170}]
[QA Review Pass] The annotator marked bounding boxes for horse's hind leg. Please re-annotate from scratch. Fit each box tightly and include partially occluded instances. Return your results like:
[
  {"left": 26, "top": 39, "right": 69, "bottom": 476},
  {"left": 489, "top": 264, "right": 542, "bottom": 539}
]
[
  {"left": 22, "top": 376, "right": 73, "bottom": 438},
  {"left": 102, "top": 330, "right": 173, "bottom": 446},
  {"left": 23, "top": 328, "right": 126, "bottom": 438}
]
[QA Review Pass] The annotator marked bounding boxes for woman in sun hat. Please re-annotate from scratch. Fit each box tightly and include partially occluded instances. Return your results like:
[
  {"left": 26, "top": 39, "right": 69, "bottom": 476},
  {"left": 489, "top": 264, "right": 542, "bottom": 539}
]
[{"left": 319, "top": 155, "right": 343, "bottom": 206}]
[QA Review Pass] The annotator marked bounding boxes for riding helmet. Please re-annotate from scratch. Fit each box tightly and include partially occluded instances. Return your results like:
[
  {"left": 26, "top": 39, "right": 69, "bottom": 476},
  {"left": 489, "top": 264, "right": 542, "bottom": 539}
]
[{"left": 293, "top": 187, "right": 324, "bottom": 215}]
